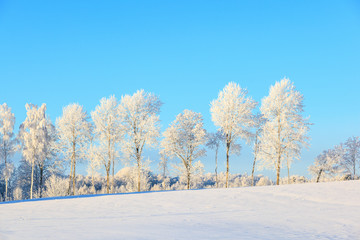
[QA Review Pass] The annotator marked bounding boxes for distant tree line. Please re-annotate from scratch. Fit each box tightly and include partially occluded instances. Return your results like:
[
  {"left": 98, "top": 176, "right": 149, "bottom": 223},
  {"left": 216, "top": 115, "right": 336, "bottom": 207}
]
[{"left": 0, "top": 78, "right": 358, "bottom": 202}]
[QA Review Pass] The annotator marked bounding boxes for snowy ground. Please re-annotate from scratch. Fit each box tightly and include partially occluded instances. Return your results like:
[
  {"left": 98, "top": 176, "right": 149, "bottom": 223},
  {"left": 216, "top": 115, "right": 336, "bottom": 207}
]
[{"left": 1, "top": 181, "right": 359, "bottom": 240}]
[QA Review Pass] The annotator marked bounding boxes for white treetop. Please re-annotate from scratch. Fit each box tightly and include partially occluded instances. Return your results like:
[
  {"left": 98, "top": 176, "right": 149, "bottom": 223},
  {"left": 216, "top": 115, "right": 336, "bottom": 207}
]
[
  {"left": 210, "top": 82, "right": 256, "bottom": 187},
  {"left": 258, "top": 78, "right": 310, "bottom": 185},
  {"left": 91, "top": 95, "right": 122, "bottom": 193},
  {"left": 161, "top": 109, "right": 207, "bottom": 189},
  {"left": 0, "top": 103, "right": 17, "bottom": 201},
  {"left": 56, "top": 103, "right": 92, "bottom": 195},
  {"left": 342, "top": 136, "right": 360, "bottom": 179},
  {"left": 19, "top": 103, "right": 48, "bottom": 199},
  {"left": 118, "top": 90, "right": 162, "bottom": 192}
]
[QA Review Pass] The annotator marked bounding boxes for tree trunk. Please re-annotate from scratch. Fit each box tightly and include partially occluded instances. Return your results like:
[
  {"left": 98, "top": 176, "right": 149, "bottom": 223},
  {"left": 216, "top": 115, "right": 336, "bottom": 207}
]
[
  {"left": 251, "top": 156, "right": 256, "bottom": 187},
  {"left": 316, "top": 169, "right": 323, "bottom": 183},
  {"left": 187, "top": 170, "right": 191, "bottom": 190},
  {"left": 287, "top": 159, "right": 290, "bottom": 184},
  {"left": 67, "top": 158, "right": 73, "bottom": 195},
  {"left": 106, "top": 164, "right": 110, "bottom": 194},
  {"left": 4, "top": 153, "right": 8, "bottom": 201},
  {"left": 137, "top": 159, "right": 141, "bottom": 192},
  {"left": 276, "top": 155, "right": 281, "bottom": 185},
  {"left": 226, "top": 140, "right": 231, "bottom": 188},
  {"left": 276, "top": 115, "right": 281, "bottom": 185},
  {"left": 39, "top": 164, "right": 44, "bottom": 198},
  {"left": 72, "top": 160, "right": 76, "bottom": 195},
  {"left": 215, "top": 146, "right": 218, "bottom": 188},
  {"left": 251, "top": 135, "right": 258, "bottom": 186},
  {"left": 354, "top": 160, "right": 356, "bottom": 180},
  {"left": 30, "top": 160, "right": 35, "bottom": 199}
]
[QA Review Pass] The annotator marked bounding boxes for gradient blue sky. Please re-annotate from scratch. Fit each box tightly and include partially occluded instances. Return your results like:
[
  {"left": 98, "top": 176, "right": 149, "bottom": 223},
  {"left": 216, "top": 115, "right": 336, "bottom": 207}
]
[{"left": 0, "top": 0, "right": 359, "bottom": 179}]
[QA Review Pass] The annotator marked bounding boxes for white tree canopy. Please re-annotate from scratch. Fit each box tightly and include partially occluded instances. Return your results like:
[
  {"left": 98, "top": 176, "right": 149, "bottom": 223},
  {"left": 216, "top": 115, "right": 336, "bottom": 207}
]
[{"left": 258, "top": 78, "right": 310, "bottom": 185}]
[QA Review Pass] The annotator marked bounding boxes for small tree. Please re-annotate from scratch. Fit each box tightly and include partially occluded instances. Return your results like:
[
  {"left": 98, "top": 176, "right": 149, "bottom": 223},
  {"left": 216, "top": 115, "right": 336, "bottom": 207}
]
[
  {"left": 258, "top": 78, "right": 310, "bottom": 185},
  {"left": 118, "top": 90, "right": 162, "bottom": 192},
  {"left": 309, "top": 145, "right": 345, "bottom": 182},
  {"left": 206, "top": 131, "right": 224, "bottom": 188},
  {"left": 210, "top": 82, "right": 256, "bottom": 187},
  {"left": 342, "top": 136, "right": 360, "bottom": 179},
  {"left": 0, "top": 103, "right": 17, "bottom": 201},
  {"left": 161, "top": 110, "right": 207, "bottom": 190},
  {"left": 56, "top": 103, "right": 91, "bottom": 195},
  {"left": 91, "top": 95, "right": 122, "bottom": 193}
]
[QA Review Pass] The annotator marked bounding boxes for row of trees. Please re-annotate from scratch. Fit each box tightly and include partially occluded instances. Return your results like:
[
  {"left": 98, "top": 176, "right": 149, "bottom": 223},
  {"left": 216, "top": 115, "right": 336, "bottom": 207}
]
[{"left": 1, "top": 78, "right": 314, "bottom": 201}]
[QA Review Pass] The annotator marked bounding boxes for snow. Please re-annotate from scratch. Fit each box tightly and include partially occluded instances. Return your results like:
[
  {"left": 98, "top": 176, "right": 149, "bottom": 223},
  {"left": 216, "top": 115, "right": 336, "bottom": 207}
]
[{"left": 1, "top": 181, "right": 360, "bottom": 240}]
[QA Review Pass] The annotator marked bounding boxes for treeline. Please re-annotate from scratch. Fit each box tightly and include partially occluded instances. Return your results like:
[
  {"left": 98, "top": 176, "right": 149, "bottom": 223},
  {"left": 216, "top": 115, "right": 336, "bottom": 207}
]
[{"left": 0, "top": 78, "right": 359, "bottom": 202}]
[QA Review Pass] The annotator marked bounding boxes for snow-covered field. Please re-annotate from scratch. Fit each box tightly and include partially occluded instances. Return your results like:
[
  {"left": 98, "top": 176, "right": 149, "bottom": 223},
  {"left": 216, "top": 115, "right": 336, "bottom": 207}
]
[{"left": 1, "top": 181, "right": 359, "bottom": 240}]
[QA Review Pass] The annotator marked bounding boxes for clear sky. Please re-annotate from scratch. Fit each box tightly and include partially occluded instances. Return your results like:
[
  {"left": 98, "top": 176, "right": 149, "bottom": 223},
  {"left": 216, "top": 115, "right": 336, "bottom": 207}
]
[{"left": 0, "top": 0, "right": 359, "bottom": 179}]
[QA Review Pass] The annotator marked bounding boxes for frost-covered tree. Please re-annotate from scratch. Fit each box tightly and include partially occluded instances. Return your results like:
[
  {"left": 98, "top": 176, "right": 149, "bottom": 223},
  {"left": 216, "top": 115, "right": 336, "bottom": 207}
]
[
  {"left": 118, "top": 90, "right": 162, "bottom": 192},
  {"left": 161, "top": 110, "right": 207, "bottom": 190},
  {"left": 309, "top": 145, "right": 345, "bottom": 182},
  {"left": 250, "top": 113, "right": 266, "bottom": 186},
  {"left": 206, "top": 131, "right": 224, "bottom": 188},
  {"left": 56, "top": 103, "right": 91, "bottom": 195},
  {"left": 342, "top": 136, "right": 360, "bottom": 179},
  {"left": 0, "top": 103, "right": 17, "bottom": 201},
  {"left": 258, "top": 78, "right": 310, "bottom": 185},
  {"left": 91, "top": 95, "right": 122, "bottom": 193},
  {"left": 210, "top": 82, "right": 256, "bottom": 187},
  {"left": 19, "top": 104, "right": 48, "bottom": 199}
]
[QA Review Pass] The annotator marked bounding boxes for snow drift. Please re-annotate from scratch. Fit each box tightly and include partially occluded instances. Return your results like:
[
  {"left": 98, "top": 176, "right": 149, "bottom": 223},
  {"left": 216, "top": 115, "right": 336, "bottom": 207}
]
[{"left": 1, "top": 180, "right": 359, "bottom": 240}]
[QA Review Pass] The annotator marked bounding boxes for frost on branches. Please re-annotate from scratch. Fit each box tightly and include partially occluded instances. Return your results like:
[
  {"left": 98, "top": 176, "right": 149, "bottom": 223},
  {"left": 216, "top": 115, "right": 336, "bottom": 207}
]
[
  {"left": 0, "top": 103, "right": 17, "bottom": 201},
  {"left": 258, "top": 78, "right": 310, "bottom": 185},
  {"left": 118, "top": 90, "right": 162, "bottom": 192},
  {"left": 210, "top": 82, "right": 256, "bottom": 187},
  {"left": 342, "top": 136, "right": 360, "bottom": 179},
  {"left": 19, "top": 104, "right": 55, "bottom": 199},
  {"left": 56, "top": 103, "right": 92, "bottom": 195},
  {"left": 91, "top": 95, "right": 122, "bottom": 193},
  {"left": 161, "top": 110, "right": 206, "bottom": 190}
]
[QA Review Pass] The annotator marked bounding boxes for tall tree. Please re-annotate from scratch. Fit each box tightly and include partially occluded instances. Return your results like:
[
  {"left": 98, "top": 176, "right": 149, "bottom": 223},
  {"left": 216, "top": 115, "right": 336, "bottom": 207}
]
[
  {"left": 342, "top": 136, "right": 360, "bottom": 179},
  {"left": 118, "top": 90, "right": 162, "bottom": 192},
  {"left": 258, "top": 78, "right": 310, "bottom": 185},
  {"left": 250, "top": 113, "right": 265, "bottom": 186},
  {"left": 0, "top": 103, "right": 17, "bottom": 201},
  {"left": 19, "top": 104, "right": 47, "bottom": 199},
  {"left": 56, "top": 103, "right": 91, "bottom": 195},
  {"left": 161, "top": 110, "right": 206, "bottom": 190},
  {"left": 210, "top": 82, "right": 256, "bottom": 188},
  {"left": 91, "top": 95, "right": 121, "bottom": 193},
  {"left": 206, "top": 131, "right": 224, "bottom": 188}
]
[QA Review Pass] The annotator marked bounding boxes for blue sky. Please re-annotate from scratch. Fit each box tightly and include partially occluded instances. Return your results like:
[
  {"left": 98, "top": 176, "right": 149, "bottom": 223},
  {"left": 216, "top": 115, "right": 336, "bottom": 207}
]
[{"left": 0, "top": 0, "right": 359, "bottom": 179}]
